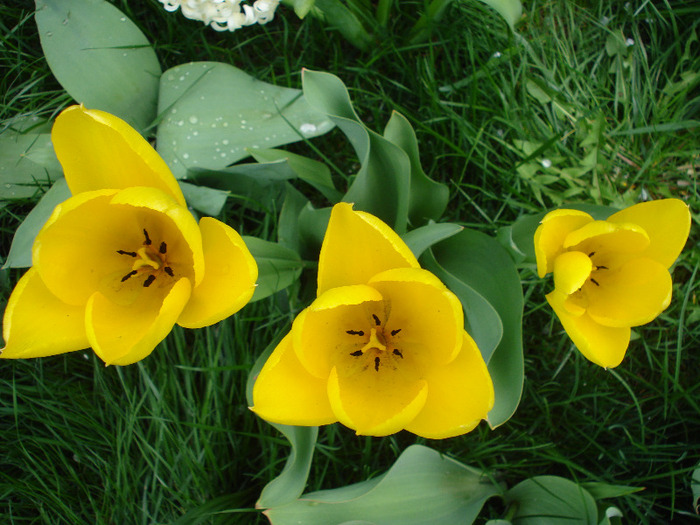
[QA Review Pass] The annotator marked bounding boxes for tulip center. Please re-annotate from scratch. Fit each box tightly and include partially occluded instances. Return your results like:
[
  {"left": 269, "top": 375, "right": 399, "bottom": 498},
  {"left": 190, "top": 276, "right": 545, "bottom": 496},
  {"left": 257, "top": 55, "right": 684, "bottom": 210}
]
[
  {"left": 346, "top": 313, "right": 404, "bottom": 372},
  {"left": 117, "top": 229, "right": 176, "bottom": 288}
]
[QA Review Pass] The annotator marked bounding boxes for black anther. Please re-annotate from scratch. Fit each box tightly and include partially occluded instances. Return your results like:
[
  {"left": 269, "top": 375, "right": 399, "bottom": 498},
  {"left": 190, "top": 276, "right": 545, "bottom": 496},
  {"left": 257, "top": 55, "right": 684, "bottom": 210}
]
[
  {"left": 591, "top": 278, "right": 600, "bottom": 286},
  {"left": 143, "top": 275, "right": 156, "bottom": 287},
  {"left": 391, "top": 329, "right": 401, "bottom": 336},
  {"left": 588, "top": 251, "right": 596, "bottom": 257},
  {"left": 372, "top": 314, "right": 381, "bottom": 326},
  {"left": 393, "top": 349, "right": 403, "bottom": 358},
  {"left": 121, "top": 270, "right": 138, "bottom": 282},
  {"left": 117, "top": 250, "right": 137, "bottom": 257},
  {"left": 164, "top": 266, "right": 174, "bottom": 277},
  {"left": 350, "top": 350, "right": 364, "bottom": 357},
  {"left": 159, "top": 242, "right": 167, "bottom": 254},
  {"left": 374, "top": 357, "right": 380, "bottom": 371},
  {"left": 597, "top": 265, "right": 608, "bottom": 270},
  {"left": 143, "top": 229, "right": 152, "bottom": 246},
  {"left": 346, "top": 330, "right": 364, "bottom": 336}
]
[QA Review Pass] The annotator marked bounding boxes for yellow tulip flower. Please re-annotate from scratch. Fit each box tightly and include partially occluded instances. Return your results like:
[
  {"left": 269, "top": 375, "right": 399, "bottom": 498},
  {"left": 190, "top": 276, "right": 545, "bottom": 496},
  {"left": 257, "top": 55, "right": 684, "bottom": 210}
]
[
  {"left": 1, "top": 106, "right": 257, "bottom": 365},
  {"left": 252, "top": 203, "right": 494, "bottom": 438},
  {"left": 535, "top": 199, "right": 691, "bottom": 368}
]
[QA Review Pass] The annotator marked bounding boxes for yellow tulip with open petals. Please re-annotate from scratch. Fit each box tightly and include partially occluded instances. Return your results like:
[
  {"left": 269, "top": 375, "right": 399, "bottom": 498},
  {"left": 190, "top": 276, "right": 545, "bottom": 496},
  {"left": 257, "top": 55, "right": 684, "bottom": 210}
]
[
  {"left": 252, "top": 203, "right": 494, "bottom": 438},
  {"left": 535, "top": 199, "right": 690, "bottom": 368},
  {"left": 1, "top": 105, "right": 257, "bottom": 365}
]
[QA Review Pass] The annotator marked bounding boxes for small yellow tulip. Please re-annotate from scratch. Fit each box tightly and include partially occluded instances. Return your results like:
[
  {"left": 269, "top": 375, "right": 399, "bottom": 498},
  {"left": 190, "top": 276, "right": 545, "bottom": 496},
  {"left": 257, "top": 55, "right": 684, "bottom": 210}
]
[
  {"left": 535, "top": 199, "right": 691, "bottom": 368},
  {"left": 252, "top": 203, "right": 494, "bottom": 438},
  {"left": 1, "top": 106, "right": 257, "bottom": 365}
]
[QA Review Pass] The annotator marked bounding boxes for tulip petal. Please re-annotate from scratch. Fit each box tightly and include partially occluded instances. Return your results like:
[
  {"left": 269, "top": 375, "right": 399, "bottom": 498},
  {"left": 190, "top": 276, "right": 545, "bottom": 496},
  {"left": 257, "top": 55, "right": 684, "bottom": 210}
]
[
  {"left": 293, "top": 285, "right": 384, "bottom": 379},
  {"left": 405, "top": 332, "right": 494, "bottom": 438},
  {"left": 547, "top": 290, "right": 630, "bottom": 368},
  {"left": 585, "top": 258, "right": 672, "bottom": 327},
  {"left": 86, "top": 278, "right": 191, "bottom": 365},
  {"left": 52, "top": 105, "right": 186, "bottom": 206},
  {"left": 563, "top": 220, "right": 649, "bottom": 257},
  {"left": 251, "top": 334, "right": 336, "bottom": 426},
  {"left": 368, "top": 267, "right": 464, "bottom": 366},
  {"left": 553, "top": 251, "right": 593, "bottom": 295},
  {"left": 35, "top": 187, "right": 201, "bottom": 306},
  {"left": 607, "top": 199, "right": 691, "bottom": 268},
  {"left": 317, "top": 203, "right": 419, "bottom": 295},
  {"left": 1, "top": 268, "right": 88, "bottom": 359},
  {"left": 534, "top": 209, "right": 592, "bottom": 277},
  {"left": 177, "top": 217, "right": 257, "bottom": 328},
  {"left": 328, "top": 365, "right": 428, "bottom": 436}
]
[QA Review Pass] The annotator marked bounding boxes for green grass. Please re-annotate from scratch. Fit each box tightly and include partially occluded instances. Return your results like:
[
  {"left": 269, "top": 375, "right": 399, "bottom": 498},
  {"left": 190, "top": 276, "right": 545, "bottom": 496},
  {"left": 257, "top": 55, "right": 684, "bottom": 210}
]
[{"left": 1, "top": 0, "right": 699, "bottom": 523}]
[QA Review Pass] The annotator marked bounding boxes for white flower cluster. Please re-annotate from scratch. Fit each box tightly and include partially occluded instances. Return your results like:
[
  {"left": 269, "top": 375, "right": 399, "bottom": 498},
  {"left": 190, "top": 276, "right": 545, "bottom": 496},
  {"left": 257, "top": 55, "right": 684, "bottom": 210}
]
[{"left": 159, "top": 0, "right": 280, "bottom": 31}]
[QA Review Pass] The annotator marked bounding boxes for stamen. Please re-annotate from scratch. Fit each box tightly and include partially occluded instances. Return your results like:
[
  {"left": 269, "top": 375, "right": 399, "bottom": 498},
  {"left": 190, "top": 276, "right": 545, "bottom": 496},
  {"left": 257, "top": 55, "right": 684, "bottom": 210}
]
[
  {"left": 346, "top": 330, "right": 364, "bottom": 336},
  {"left": 588, "top": 251, "right": 596, "bottom": 257},
  {"left": 117, "top": 250, "right": 137, "bottom": 257},
  {"left": 597, "top": 265, "right": 608, "bottom": 270},
  {"left": 164, "top": 266, "right": 174, "bottom": 277},
  {"left": 143, "top": 229, "right": 152, "bottom": 246},
  {"left": 350, "top": 350, "right": 364, "bottom": 357},
  {"left": 143, "top": 275, "right": 156, "bottom": 287},
  {"left": 391, "top": 329, "right": 401, "bottom": 336},
  {"left": 374, "top": 356, "right": 380, "bottom": 371},
  {"left": 591, "top": 278, "right": 600, "bottom": 286},
  {"left": 372, "top": 314, "right": 381, "bottom": 326},
  {"left": 393, "top": 348, "right": 403, "bottom": 358},
  {"left": 159, "top": 242, "right": 167, "bottom": 254},
  {"left": 121, "top": 270, "right": 138, "bottom": 282}
]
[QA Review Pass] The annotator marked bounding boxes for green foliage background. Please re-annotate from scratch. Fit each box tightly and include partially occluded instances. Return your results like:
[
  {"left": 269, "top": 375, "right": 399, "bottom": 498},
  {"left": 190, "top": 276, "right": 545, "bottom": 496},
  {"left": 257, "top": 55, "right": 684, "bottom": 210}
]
[{"left": 1, "top": 0, "right": 699, "bottom": 523}]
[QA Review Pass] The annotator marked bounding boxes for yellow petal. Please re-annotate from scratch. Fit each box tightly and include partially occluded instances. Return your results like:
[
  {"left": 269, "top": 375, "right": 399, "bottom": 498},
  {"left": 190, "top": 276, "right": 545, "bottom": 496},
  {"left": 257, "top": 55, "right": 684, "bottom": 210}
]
[
  {"left": 1, "top": 268, "right": 88, "bottom": 359},
  {"left": 534, "top": 209, "right": 592, "bottom": 277},
  {"left": 547, "top": 290, "right": 630, "bottom": 368},
  {"left": 34, "top": 187, "right": 201, "bottom": 307},
  {"left": 292, "top": 285, "right": 384, "bottom": 378},
  {"left": 317, "top": 203, "right": 419, "bottom": 295},
  {"left": 405, "top": 332, "right": 494, "bottom": 438},
  {"left": 563, "top": 220, "right": 649, "bottom": 256},
  {"left": 327, "top": 365, "right": 428, "bottom": 436},
  {"left": 607, "top": 199, "right": 691, "bottom": 268},
  {"left": 86, "top": 278, "right": 191, "bottom": 365},
  {"left": 368, "top": 267, "right": 464, "bottom": 365},
  {"left": 553, "top": 251, "right": 593, "bottom": 295},
  {"left": 585, "top": 258, "right": 672, "bottom": 327},
  {"left": 251, "top": 333, "right": 336, "bottom": 426},
  {"left": 52, "top": 105, "right": 186, "bottom": 206},
  {"left": 178, "top": 217, "right": 257, "bottom": 328}
]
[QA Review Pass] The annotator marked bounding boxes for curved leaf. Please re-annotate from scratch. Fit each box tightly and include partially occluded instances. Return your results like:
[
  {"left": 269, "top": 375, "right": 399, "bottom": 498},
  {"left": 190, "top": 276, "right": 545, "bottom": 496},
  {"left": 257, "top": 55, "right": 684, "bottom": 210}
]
[
  {"left": 505, "top": 476, "right": 597, "bottom": 525},
  {"left": 157, "top": 62, "right": 334, "bottom": 178},
  {"left": 402, "top": 222, "right": 463, "bottom": 259},
  {"left": 35, "top": 0, "right": 161, "bottom": 131},
  {"left": 242, "top": 237, "right": 304, "bottom": 302}
]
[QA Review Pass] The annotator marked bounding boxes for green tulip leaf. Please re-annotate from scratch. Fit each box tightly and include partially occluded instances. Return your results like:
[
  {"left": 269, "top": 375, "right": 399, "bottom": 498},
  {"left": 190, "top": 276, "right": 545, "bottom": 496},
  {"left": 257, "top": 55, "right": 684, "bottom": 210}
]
[
  {"left": 0, "top": 122, "right": 62, "bottom": 200},
  {"left": 157, "top": 62, "right": 334, "bottom": 179},
  {"left": 505, "top": 476, "right": 598, "bottom": 525},
  {"left": 383, "top": 112, "right": 449, "bottom": 226},
  {"left": 278, "top": 184, "right": 311, "bottom": 253},
  {"left": 298, "top": 203, "right": 332, "bottom": 260},
  {"left": 579, "top": 482, "right": 643, "bottom": 501},
  {"left": 178, "top": 181, "right": 229, "bottom": 216},
  {"left": 3, "top": 178, "right": 71, "bottom": 269},
  {"left": 475, "top": 0, "right": 523, "bottom": 31},
  {"left": 402, "top": 223, "right": 463, "bottom": 260},
  {"left": 265, "top": 445, "right": 502, "bottom": 525},
  {"left": 302, "top": 69, "right": 411, "bottom": 233},
  {"left": 692, "top": 463, "right": 700, "bottom": 514},
  {"left": 35, "top": 0, "right": 161, "bottom": 131},
  {"left": 429, "top": 228, "right": 524, "bottom": 428},
  {"left": 249, "top": 148, "right": 341, "bottom": 202},
  {"left": 243, "top": 237, "right": 304, "bottom": 302},
  {"left": 246, "top": 330, "right": 319, "bottom": 509},
  {"left": 312, "top": 0, "right": 374, "bottom": 50}
]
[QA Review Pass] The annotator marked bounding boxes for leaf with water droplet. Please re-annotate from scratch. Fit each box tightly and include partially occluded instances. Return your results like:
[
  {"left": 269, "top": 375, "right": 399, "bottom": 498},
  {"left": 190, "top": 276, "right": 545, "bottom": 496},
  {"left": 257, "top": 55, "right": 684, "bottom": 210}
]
[{"left": 156, "top": 62, "right": 334, "bottom": 179}]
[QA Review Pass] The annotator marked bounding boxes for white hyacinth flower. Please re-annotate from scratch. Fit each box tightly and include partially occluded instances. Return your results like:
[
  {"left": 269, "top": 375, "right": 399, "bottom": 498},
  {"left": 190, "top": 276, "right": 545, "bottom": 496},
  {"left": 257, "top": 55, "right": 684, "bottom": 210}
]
[{"left": 159, "top": 0, "right": 280, "bottom": 31}]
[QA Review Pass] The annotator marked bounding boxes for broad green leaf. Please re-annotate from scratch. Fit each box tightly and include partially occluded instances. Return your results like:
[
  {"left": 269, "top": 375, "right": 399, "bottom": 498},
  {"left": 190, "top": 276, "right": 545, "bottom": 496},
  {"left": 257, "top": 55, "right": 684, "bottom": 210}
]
[
  {"left": 402, "top": 223, "right": 463, "bottom": 260},
  {"left": 302, "top": 69, "right": 411, "bottom": 233},
  {"left": 178, "top": 181, "right": 229, "bottom": 216},
  {"left": 579, "top": 482, "right": 642, "bottom": 501},
  {"left": 0, "top": 123, "right": 62, "bottom": 200},
  {"left": 35, "top": 0, "right": 161, "bottom": 131},
  {"left": 250, "top": 148, "right": 342, "bottom": 202},
  {"left": 383, "top": 112, "right": 448, "bottom": 226},
  {"left": 243, "top": 236, "right": 304, "bottom": 301},
  {"left": 598, "top": 506, "right": 623, "bottom": 525},
  {"left": 312, "top": 0, "right": 374, "bottom": 50},
  {"left": 430, "top": 229, "right": 524, "bottom": 428},
  {"left": 505, "top": 476, "right": 598, "bottom": 525},
  {"left": 157, "top": 62, "right": 334, "bottom": 178},
  {"left": 265, "top": 445, "right": 502, "bottom": 525},
  {"left": 475, "top": 0, "right": 523, "bottom": 31},
  {"left": 278, "top": 184, "right": 311, "bottom": 253},
  {"left": 3, "top": 178, "right": 71, "bottom": 268},
  {"left": 246, "top": 329, "right": 319, "bottom": 509},
  {"left": 692, "top": 463, "right": 700, "bottom": 514},
  {"left": 298, "top": 203, "right": 332, "bottom": 260}
]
